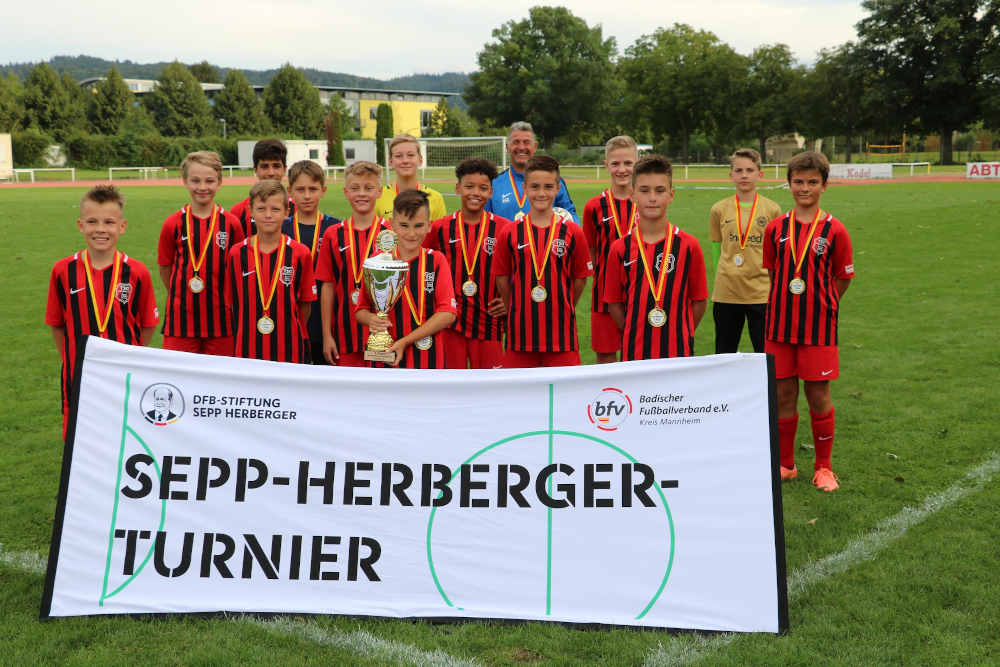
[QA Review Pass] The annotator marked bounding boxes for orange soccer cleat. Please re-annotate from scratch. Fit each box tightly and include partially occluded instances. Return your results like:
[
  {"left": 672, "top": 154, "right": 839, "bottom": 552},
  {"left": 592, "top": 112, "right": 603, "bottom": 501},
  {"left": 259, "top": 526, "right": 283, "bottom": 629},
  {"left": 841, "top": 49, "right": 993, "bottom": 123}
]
[
  {"left": 812, "top": 468, "right": 840, "bottom": 492},
  {"left": 780, "top": 465, "right": 798, "bottom": 480}
]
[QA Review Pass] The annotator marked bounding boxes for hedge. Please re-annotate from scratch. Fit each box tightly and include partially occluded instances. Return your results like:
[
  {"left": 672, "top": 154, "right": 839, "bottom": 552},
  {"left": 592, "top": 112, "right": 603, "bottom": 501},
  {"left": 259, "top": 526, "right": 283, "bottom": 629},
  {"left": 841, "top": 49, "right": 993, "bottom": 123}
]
[
  {"left": 11, "top": 128, "right": 54, "bottom": 167},
  {"left": 62, "top": 133, "right": 238, "bottom": 169}
]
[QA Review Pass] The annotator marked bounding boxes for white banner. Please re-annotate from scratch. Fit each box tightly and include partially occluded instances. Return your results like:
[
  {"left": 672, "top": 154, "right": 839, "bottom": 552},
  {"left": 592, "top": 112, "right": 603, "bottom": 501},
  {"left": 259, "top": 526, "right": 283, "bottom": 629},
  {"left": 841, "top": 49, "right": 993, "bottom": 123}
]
[
  {"left": 829, "top": 163, "right": 893, "bottom": 179},
  {"left": 42, "top": 337, "right": 787, "bottom": 633},
  {"left": 966, "top": 162, "right": 1000, "bottom": 179}
]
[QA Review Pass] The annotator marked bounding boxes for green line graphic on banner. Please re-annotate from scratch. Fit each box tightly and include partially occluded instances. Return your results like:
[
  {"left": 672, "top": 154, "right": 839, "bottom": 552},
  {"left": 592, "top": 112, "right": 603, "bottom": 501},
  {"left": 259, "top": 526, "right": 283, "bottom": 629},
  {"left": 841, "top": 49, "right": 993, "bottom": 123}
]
[
  {"left": 426, "top": 383, "right": 675, "bottom": 620},
  {"left": 99, "top": 373, "right": 167, "bottom": 606}
]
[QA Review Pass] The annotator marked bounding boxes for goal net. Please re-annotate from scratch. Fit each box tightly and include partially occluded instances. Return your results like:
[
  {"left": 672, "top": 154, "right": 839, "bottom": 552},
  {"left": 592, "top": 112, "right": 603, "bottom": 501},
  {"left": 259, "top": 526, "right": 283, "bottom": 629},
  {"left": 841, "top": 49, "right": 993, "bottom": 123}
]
[{"left": 383, "top": 136, "right": 507, "bottom": 182}]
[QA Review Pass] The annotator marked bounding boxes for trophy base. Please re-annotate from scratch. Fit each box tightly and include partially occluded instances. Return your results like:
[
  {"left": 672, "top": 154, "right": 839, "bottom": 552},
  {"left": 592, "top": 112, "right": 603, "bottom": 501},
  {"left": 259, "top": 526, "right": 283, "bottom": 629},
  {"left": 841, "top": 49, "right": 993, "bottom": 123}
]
[{"left": 364, "top": 349, "right": 397, "bottom": 363}]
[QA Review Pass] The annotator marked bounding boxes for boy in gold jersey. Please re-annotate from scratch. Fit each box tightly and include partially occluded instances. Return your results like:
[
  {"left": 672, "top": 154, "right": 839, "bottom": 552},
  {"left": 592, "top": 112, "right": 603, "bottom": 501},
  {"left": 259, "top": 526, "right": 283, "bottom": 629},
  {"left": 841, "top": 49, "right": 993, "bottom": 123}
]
[
  {"left": 374, "top": 134, "right": 447, "bottom": 220},
  {"left": 708, "top": 148, "right": 782, "bottom": 353}
]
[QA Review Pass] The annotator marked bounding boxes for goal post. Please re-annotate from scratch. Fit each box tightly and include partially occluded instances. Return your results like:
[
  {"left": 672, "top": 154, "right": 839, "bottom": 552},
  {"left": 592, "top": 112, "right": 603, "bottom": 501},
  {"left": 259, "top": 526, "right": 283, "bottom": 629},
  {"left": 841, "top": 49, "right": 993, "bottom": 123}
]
[{"left": 383, "top": 136, "right": 507, "bottom": 183}]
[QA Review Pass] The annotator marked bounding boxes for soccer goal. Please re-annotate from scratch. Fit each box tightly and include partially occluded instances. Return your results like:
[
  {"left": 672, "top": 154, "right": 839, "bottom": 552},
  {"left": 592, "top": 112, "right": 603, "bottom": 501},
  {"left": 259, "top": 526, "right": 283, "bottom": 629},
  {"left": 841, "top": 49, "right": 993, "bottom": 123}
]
[{"left": 383, "top": 136, "right": 507, "bottom": 183}]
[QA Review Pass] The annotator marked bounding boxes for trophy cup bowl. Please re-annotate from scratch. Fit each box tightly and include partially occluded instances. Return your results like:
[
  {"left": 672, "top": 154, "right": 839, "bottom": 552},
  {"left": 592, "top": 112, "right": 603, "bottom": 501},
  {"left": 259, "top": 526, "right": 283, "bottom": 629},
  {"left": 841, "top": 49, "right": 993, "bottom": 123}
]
[{"left": 362, "top": 251, "right": 410, "bottom": 362}]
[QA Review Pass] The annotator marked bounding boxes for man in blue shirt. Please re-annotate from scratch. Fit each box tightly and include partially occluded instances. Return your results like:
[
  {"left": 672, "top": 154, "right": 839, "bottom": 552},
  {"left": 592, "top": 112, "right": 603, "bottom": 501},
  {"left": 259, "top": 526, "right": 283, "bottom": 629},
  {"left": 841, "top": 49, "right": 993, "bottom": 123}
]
[{"left": 486, "top": 121, "right": 579, "bottom": 223}]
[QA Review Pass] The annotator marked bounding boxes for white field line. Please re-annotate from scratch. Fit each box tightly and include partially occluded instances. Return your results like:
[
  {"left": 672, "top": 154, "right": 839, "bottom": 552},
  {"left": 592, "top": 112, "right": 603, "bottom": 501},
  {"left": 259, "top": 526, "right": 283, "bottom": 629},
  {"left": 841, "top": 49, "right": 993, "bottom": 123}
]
[{"left": 644, "top": 451, "right": 1000, "bottom": 666}]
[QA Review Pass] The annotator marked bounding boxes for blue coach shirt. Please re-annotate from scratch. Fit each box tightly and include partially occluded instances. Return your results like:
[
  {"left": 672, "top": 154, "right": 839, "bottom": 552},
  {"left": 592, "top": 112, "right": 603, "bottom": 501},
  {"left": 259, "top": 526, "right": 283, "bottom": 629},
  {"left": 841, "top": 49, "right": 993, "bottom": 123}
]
[{"left": 486, "top": 168, "right": 579, "bottom": 223}]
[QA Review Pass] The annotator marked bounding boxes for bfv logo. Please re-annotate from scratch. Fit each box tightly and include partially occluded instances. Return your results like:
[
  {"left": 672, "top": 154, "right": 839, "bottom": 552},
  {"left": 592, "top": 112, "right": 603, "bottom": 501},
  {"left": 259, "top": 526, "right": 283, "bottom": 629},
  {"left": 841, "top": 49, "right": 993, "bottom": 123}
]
[{"left": 587, "top": 387, "right": 633, "bottom": 431}]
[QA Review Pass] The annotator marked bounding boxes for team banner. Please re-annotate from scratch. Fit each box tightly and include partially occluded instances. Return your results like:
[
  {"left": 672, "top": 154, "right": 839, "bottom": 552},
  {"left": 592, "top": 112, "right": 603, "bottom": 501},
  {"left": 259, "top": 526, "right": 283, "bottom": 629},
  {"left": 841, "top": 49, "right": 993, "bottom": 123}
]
[{"left": 42, "top": 337, "right": 787, "bottom": 633}]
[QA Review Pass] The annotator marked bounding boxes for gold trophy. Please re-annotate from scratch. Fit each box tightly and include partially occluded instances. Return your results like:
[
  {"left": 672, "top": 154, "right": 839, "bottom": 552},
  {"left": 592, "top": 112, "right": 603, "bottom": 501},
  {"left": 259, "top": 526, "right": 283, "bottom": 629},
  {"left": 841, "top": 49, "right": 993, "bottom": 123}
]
[{"left": 362, "top": 230, "right": 410, "bottom": 363}]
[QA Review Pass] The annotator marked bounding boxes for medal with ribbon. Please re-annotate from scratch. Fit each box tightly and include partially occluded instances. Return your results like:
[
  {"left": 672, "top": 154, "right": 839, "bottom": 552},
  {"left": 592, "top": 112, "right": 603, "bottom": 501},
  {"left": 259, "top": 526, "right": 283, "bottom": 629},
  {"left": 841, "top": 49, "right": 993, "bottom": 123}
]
[
  {"left": 398, "top": 248, "right": 432, "bottom": 350},
  {"left": 508, "top": 169, "right": 527, "bottom": 212},
  {"left": 252, "top": 236, "right": 287, "bottom": 334},
  {"left": 524, "top": 214, "right": 559, "bottom": 303},
  {"left": 457, "top": 211, "right": 488, "bottom": 297},
  {"left": 635, "top": 223, "right": 676, "bottom": 328},
  {"left": 605, "top": 190, "right": 636, "bottom": 238},
  {"left": 787, "top": 209, "right": 823, "bottom": 295},
  {"left": 82, "top": 249, "right": 123, "bottom": 334},
  {"left": 292, "top": 210, "right": 322, "bottom": 260},
  {"left": 347, "top": 216, "right": 382, "bottom": 305},
  {"left": 185, "top": 204, "right": 218, "bottom": 293},
  {"left": 732, "top": 193, "right": 758, "bottom": 267}
]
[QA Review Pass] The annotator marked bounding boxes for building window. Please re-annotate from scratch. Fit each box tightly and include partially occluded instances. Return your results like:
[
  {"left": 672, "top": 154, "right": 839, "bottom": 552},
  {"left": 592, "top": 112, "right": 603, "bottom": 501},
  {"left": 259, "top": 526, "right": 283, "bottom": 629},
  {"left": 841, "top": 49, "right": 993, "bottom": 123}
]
[
  {"left": 421, "top": 110, "right": 432, "bottom": 129},
  {"left": 345, "top": 148, "right": 355, "bottom": 160},
  {"left": 369, "top": 108, "right": 377, "bottom": 120},
  {"left": 309, "top": 149, "right": 319, "bottom": 159}
]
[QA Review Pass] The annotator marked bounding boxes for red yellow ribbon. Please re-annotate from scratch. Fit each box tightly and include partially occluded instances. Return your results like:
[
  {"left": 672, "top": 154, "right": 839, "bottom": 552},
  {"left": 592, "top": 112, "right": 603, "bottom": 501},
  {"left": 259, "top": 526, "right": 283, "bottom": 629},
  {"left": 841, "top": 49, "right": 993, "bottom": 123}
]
[
  {"left": 634, "top": 223, "right": 676, "bottom": 307},
  {"left": 82, "top": 249, "right": 122, "bottom": 333}
]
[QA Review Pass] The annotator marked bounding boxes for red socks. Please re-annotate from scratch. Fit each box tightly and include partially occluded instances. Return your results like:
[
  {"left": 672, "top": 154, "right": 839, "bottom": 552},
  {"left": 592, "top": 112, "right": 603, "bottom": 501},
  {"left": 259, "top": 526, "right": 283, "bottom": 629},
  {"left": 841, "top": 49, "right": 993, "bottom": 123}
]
[
  {"left": 778, "top": 415, "right": 798, "bottom": 469},
  {"left": 810, "top": 407, "right": 835, "bottom": 470}
]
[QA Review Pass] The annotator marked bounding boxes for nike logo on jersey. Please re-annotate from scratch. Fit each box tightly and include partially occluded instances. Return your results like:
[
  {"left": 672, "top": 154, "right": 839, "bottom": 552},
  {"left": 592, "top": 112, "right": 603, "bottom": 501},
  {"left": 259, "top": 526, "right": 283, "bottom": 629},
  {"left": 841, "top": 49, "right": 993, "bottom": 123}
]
[
  {"left": 339, "top": 245, "right": 351, "bottom": 252},
  {"left": 70, "top": 287, "right": 85, "bottom": 295},
  {"left": 449, "top": 238, "right": 461, "bottom": 244},
  {"left": 603, "top": 215, "right": 614, "bottom": 222},
  {"left": 517, "top": 242, "right": 531, "bottom": 249},
  {"left": 779, "top": 237, "right": 789, "bottom": 243},
  {"left": 180, "top": 236, "right": 188, "bottom": 241},
  {"left": 821, "top": 369, "right": 833, "bottom": 376},
  {"left": 624, "top": 259, "right": 638, "bottom": 267},
  {"left": 243, "top": 270, "right": 255, "bottom": 277}
]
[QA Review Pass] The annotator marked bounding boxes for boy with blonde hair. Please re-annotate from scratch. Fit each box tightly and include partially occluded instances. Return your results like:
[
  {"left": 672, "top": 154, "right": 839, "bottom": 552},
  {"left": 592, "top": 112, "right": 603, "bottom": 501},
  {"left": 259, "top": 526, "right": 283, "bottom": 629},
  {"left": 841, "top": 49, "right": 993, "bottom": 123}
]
[
  {"left": 157, "top": 151, "right": 244, "bottom": 355},
  {"left": 708, "top": 147, "right": 782, "bottom": 353},
  {"left": 583, "top": 135, "right": 638, "bottom": 363},
  {"left": 375, "top": 133, "right": 447, "bottom": 220}
]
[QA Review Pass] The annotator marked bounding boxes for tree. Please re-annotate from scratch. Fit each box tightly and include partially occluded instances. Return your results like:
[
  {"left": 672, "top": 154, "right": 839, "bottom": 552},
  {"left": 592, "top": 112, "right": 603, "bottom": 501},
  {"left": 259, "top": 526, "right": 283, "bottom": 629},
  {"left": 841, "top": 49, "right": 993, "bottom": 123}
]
[
  {"left": 741, "top": 44, "right": 797, "bottom": 157},
  {"left": 22, "top": 63, "right": 82, "bottom": 141},
  {"left": 144, "top": 61, "right": 214, "bottom": 136},
  {"left": 328, "top": 92, "right": 359, "bottom": 140},
  {"left": 262, "top": 64, "right": 324, "bottom": 138},
  {"left": 87, "top": 66, "right": 133, "bottom": 135},
  {"left": 375, "top": 103, "right": 393, "bottom": 165},
  {"left": 464, "top": 6, "right": 617, "bottom": 144},
  {"left": 856, "top": 0, "right": 996, "bottom": 164},
  {"left": 325, "top": 107, "right": 345, "bottom": 167},
  {"left": 620, "top": 24, "right": 745, "bottom": 162},
  {"left": 428, "top": 97, "right": 451, "bottom": 137},
  {"left": 214, "top": 69, "right": 269, "bottom": 136},
  {"left": 0, "top": 73, "right": 24, "bottom": 132},
  {"left": 189, "top": 61, "right": 219, "bottom": 83}
]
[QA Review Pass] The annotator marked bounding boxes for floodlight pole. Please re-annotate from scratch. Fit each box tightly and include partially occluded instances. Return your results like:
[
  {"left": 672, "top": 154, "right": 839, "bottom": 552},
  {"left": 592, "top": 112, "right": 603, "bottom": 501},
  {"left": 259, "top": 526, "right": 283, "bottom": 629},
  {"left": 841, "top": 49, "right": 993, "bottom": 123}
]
[{"left": 219, "top": 118, "right": 227, "bottom": 138}]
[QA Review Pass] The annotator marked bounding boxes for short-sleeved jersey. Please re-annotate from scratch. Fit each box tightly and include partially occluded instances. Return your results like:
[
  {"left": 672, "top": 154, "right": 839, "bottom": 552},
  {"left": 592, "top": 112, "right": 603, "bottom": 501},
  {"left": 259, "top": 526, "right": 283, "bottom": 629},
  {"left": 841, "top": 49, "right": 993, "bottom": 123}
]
[
  {"left": 356, "top": 248, "right": 458, "bottom": 369},
  {"left": 281, "top": 212, "right": 340, "bottom": 342},
  {"left": 226, "top": 235, "right": 317, "bottom": 363},
  {"left": 374, "top": 184, "right": 447, "bottom": 221},
  {"left": 486, "top": 168, "right": 579, "bottom": 223},
  {"left": 314, "top": 218, "right": 390, "bottom": 355},
  {"left": 708, "top": 194, "right": 782, "bottom": 304},
  {"left": 583, "top": 191, "right": 637, "bottom": 313},
  {"left": 424, "top": 212, "right": 512, "bottom": 341},
  {"left": 603, "top": 227, "right": 708, "bottom": 360},
  {"left": 492, "top": 216, "right": 592, "bottom": 353},
  {"left": 762, "top": 212, "right": 855, "bottom": 346},
  {"left": 46, "top": 251, "right": 159, "bottom": 396},
  {"left": 158, "top": 205, "right": 244, "bottom": 338},
  {"left": 230, "top": 196, "right": 296, "bottom": 239}
]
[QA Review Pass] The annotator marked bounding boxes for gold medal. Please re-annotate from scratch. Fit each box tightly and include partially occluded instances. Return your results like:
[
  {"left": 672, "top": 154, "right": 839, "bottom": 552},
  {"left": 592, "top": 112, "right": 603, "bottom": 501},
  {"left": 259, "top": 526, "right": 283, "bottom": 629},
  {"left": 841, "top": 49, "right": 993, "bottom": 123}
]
[
  {"left": 524, "top": 213, "right": 558, "bottom": 307},
  {"left": 185, "top": 204, "right": 218, "bottom": 295},
  {"left": 733, "top": 253, "right": 744, "bottom": 267},
  {"left": 188, "top": 275, "right": 205, "bottom": 293},
  {"left": 531, "top": 285, "right": 548, "bottom": 302},
  {"left": 456, "top": 211, "right": 488, "bottom": 300},
  {"left": 351, "top": 289, "right": 360, "bottom": 305},
  {"left": 257, "top": 315, "right": 275, "bottom": 335},
  {"left": 786, "top": 209, "right": 823, "bottom": 298},
  {"left": 635, "top": 223, "right": 677, "bottom": 331},
  {"left": 415, "top": 335, "right": 433, "bottom": 351},
  {"left": 789, "top": 277, "right": 806, "bottom": 295},
  {"left": 647, "top": 307, "right": 667, "bottom": 328},
  {"left": 462, "top": 280, "right": 478, "bottom": 297}
]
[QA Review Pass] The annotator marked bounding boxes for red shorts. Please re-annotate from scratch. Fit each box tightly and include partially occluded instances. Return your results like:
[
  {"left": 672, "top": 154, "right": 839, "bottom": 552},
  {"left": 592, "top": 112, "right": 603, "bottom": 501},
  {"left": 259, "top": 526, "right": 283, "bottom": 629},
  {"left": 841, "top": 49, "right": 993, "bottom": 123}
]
[
  {"left": 590, "top": 311, "right": 622, "bottom": 354},
  {"left": 500, "top": 349, "right": 580, "bottom": 368},
  {"left": 441, "top": 329, "right": 503, "bottom": 369},
  {"left": 335, "top": 350, "right": 365, "bottom": 367},
  {"left": 766, "top": 340, "right": 839, "bottom": 381},
  {"left": 163, "top": 335, "right": 233, "bottom": 356}
]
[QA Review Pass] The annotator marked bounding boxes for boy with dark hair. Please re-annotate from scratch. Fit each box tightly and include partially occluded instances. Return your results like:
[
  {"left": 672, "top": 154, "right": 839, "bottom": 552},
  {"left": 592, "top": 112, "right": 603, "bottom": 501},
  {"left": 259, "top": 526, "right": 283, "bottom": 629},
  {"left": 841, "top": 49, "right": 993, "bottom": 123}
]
[
  {"left": 709, "top": 148, "right": 782, "bottom": 353},
  {"left": 583, "top": 135, "right": 638, "bottom": 363},
  {"left": 226, "top": 180, "right": 316, "bottom": 363},
  {"left": 762, "top": 151, "right": 855, "bottom": 492},
  {"left": 424, "top": 157, "right": 511, "bottom": 368},
  {"left": 375, "top": 134, "right": 447, "bottom": 220},
  {"left": 315, "top": 161, "right": 389, "bottom": 367},
  {"left": 356, "top": 189, "right": 457, "bottom": 368},
  {"left": 281, "top": 160, "right": 340, "bottom": 364},
  {"left": 47, "top": 185, "right": 159, "bottom": 435},
  {"left": 493, "top": 155, "right": 592, "bottom": 368},
  {"left": 158, "top": 150, "right": 244, "bottom": 356},
  {"left": 603, "top": 155, "right": 707, "bottom": 360},
  {"left": 230, "top": 138, "right": 292, "bottom": 238}
]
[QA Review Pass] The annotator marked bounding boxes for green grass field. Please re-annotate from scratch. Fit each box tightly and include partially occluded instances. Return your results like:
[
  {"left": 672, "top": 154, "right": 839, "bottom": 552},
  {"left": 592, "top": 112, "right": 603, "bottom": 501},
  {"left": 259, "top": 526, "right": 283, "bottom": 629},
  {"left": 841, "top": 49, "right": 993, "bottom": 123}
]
[{"left": 1, "top": 179, "right": 999, "bottom": 664}]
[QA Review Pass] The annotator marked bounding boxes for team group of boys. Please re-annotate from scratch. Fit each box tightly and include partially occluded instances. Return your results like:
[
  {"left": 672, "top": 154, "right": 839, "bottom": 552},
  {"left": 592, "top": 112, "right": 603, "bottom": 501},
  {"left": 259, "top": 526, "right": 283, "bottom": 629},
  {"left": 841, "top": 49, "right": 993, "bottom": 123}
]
[{"left": 46, "top": 125, "right": 854, "bottom": 491}]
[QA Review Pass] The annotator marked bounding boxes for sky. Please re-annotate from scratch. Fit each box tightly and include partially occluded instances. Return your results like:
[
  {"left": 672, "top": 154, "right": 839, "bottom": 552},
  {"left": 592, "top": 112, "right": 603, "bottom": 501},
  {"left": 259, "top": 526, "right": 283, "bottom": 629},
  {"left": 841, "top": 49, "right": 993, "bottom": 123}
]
[{"left": 2, "top": 0, "right": 867, "bottom": 80}]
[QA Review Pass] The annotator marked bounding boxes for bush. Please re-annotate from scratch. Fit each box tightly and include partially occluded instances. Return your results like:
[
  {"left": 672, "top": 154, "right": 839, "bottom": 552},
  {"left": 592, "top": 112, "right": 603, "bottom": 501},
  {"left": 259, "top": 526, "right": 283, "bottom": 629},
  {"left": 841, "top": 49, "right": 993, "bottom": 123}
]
[
  {"left": 53, "top": 132, "right": 239, "bottom": 169},
  {"left": 11, "top": 128, "right": 52, "bottom": 167},
  {"left": 65, "top": 133, "right": 117, "bottom": 169}
]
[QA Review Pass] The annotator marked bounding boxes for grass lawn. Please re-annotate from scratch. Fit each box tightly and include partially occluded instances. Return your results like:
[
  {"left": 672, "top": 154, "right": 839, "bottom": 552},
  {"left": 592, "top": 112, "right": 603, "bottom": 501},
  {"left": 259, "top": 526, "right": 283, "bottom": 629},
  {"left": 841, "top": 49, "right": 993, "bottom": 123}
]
[{"left": 1, "top": 179, "right": 998, "bottom": 664}]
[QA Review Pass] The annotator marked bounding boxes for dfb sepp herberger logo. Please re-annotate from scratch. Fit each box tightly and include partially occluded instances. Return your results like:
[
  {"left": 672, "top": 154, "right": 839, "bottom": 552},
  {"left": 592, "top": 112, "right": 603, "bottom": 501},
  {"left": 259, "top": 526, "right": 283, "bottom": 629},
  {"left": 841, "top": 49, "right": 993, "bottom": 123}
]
[
  {"left": 140, "top": 382, "right": 185, "bottom": 426},
  {"left": 587, "top": 387, "right": 633, "bottom": 431}
]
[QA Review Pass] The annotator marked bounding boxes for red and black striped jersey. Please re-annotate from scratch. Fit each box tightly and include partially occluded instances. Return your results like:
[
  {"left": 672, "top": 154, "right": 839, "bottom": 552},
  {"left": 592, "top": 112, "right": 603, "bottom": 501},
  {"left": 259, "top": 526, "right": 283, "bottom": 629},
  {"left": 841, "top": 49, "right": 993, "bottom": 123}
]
[
  {"left": 230, "top": 196, "right": 296, "bottom": 239},
  {"left": 356, "top": 248, "right": 458, "bottom": 369},
  {"left": 583, "top": 191, "right": 636, "bottom": 314},
  {"left": 314, "top": 218, "right": 389, "bottom": 355},
  {"left": 281, "top": 212, "right": 340, "bottom": 342},
  {"left": 493, "top": 216, "right": 592, "bottom": 353},
  {"left": 46, "top": 251, "right": 159, "bottom": 400},
  {"left": 225, "top": 235, "right": 317, "bottom": 363},
  {"left": 603, "top": 227, "right": 708, "bottom": 360},
  {"left": 762, "top": 212, "right": 854, "bottom": 346},
  {"left": 424, "top": 212, "right": 511, "bottom": 341},
  {"left": 157, "top": 205, "right": 244, "bottom": 338}
]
